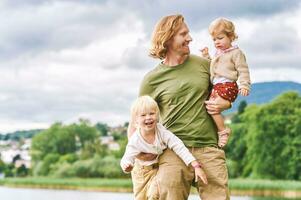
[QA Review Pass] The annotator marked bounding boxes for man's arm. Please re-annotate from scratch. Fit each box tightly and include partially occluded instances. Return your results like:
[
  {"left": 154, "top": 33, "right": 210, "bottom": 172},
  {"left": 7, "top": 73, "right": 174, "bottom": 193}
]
[{"left": 205, "top": 98, "right": 231, "bottom": 115}]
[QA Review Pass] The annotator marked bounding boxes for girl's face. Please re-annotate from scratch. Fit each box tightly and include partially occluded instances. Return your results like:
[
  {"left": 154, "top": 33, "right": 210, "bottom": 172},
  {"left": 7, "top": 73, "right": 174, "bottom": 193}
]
[
  {"left": 136, "top": 109, "right": 157, "bottom": 134},
  {"left": 212, "top": 33, "right": 232, "bottom": 50}
]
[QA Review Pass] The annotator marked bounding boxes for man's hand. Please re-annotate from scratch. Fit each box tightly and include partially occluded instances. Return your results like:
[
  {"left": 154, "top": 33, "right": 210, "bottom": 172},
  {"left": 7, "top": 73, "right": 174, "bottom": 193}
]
[
  {"left": 136, "top": 152, "right": 157, "bottom": 161},
  {"left": 205, "top": 98, "right": 231, "bottom": 115},
  {"left": 239, "top": 88, "right": 249, "bottom": 96}
]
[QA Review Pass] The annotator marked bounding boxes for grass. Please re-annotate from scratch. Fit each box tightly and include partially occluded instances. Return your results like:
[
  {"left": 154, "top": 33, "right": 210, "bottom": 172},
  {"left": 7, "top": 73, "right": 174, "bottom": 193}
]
[
  {"left": 230, "top": 179, "right": 301, "bottom": 191},
  {"left": 0, "top": 177, "right": 133, "bottom": 191},
  {"left": 1, "top": 177, "right": 301, "bottom": 192}
]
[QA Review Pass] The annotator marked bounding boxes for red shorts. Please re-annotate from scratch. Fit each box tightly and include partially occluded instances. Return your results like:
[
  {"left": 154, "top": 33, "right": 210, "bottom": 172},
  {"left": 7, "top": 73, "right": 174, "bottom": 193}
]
[{"left": 210, "top": 82, "right": 238, "bottom": 102}]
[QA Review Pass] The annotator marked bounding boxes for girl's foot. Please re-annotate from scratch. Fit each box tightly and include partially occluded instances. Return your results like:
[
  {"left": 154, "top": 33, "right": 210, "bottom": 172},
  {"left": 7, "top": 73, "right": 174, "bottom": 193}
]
[{"left": 218, "top": 127, "right": 231, "bottom": 148}]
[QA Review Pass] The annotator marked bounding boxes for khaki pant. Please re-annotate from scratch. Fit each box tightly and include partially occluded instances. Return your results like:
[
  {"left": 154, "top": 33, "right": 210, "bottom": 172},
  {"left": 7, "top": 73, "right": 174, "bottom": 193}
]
[
  {"left": 131, "top": 163, "right": 159, "bottom": 200},
  {"left": 153, "top": 147, "right": 230, "bottom": 200}
]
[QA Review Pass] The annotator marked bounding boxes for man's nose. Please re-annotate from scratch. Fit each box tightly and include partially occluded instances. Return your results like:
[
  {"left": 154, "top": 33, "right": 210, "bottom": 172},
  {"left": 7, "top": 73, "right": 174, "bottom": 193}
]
[{"left": 186, "top": 34, "right": 192, "bottom": 42}]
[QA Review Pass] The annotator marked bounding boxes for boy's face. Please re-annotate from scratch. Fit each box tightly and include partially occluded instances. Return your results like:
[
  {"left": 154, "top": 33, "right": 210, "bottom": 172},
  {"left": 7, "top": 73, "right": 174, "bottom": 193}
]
[
  {"left": 212, "top": 32, "right": 232, "bottom": 50},
  {"left": 136, "top": 109, "right": 157, "bottom": 134},
  {"left": 167, "top": 22, "right": 192, "bottom": 56}
]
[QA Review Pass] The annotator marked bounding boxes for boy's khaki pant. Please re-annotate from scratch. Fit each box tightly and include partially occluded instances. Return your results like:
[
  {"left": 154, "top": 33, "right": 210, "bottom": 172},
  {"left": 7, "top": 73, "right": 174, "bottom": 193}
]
[
  {"left": 150, "top": 147, "right": 230, "bottom": 200},
  {"left": 131, "top": 162, "right": 159, "bottom": 200}
]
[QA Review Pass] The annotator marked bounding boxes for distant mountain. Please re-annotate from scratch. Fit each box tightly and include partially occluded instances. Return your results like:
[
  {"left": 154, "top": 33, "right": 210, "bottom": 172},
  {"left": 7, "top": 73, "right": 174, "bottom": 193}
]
[{"left": 227, "top": 81, "right": 301, "bottom": 113}]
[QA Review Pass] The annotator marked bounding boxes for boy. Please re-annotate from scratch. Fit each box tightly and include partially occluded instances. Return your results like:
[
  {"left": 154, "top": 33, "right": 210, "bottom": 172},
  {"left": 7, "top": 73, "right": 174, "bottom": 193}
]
[{"left": 120, "top": 95, "right": 207, "bottom": 200}]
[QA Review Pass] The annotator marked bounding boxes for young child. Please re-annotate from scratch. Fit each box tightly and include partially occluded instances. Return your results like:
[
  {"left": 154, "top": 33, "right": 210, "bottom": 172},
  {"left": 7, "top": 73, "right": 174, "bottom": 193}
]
[
  {"left": 201, "top": 18, "right": 251, "bottom": 148},
  {"left": 120, "top": 95, "right": 208, "bottom": 200}
]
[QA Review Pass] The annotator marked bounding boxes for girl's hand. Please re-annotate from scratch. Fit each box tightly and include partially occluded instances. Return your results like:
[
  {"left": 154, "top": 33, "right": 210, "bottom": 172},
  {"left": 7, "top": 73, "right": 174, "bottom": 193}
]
[
  {"left": 239, "top": 88, "right": 249, "bottom": 96},
  {"left": 200, "top": 47, "right": 210, "bottom": 59}
]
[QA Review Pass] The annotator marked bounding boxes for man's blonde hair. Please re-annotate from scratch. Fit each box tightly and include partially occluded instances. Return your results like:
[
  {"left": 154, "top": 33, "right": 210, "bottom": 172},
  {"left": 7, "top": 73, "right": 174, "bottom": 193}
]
[
  {"left": 209, "top": 18, "right": 238, "bottom": 41},
  {"left": 130, "top": 96, "right": 160, "bottom": 123},
  {"left": 149, "top": 14, "right": 185, "bottom": 59}
]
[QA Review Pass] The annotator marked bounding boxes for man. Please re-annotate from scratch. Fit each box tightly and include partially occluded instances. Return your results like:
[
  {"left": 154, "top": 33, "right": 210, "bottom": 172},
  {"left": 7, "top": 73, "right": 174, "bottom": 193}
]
[{"left": 128, "top": 14, "right": 230, "bottom": 200}]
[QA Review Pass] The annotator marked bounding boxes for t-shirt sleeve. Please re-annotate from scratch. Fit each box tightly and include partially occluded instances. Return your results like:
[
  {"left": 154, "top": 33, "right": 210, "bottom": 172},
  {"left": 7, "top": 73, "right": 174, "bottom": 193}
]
[{"left": 139, "top": 74, "right": 154, "bottom": 97}]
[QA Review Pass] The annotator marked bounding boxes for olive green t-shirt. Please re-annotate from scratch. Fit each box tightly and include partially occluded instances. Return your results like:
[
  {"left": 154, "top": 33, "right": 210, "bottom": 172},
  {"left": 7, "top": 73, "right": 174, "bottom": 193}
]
[{"left": 139, "top": 55, "right": 217, "bottom": 147}]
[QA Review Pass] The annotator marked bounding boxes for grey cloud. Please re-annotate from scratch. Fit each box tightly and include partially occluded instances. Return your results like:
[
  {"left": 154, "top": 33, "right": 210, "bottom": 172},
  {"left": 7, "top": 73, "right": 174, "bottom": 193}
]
[
  {"left": 241, "top": 21, "right": 301, "bottom": 69},
  {"left": 1, "top": 0, "right": 300, "bottom": 62},
  {"left": 0, "top": 79, "right": 135, "bottom": 123},
  {"left": 0, "top": 1, "right": 131, "bottom": 61},
  {"left": 122, "top": 41, "right": 157, "bottom": 70},
  {"left": 117, "top": 0, "right": 301, "bottom": 32}
]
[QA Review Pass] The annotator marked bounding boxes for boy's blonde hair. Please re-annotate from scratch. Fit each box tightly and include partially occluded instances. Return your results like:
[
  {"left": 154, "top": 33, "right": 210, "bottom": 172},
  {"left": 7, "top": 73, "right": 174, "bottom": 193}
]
[
  {"left": 209, "top": 18, "right": 238, "bottom": 41},
  {"left": 149, "top": 14, "right": 184, "bottom": 60},
  {"left": 130, "top": 95, "right": 160, "bottom": 123}
]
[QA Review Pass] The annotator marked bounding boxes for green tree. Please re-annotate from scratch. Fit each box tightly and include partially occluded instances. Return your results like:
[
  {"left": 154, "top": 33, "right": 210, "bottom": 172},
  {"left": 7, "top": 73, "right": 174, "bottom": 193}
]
[
  {"left": 0, "top": 159, "right": 6, "bottom": 173},
  {"left": 31, "top": 120, "right": 108, "bottom": 177},
  {"left": 238, "top": 100, "right": 247, "bottom": 114},
  {"left": 31, "top": 122, "right": 76, "bottom": 162},
  {"left": 226, "top": 91, "right": 301, "bottom": 180},
  {"left": 246, "top": 92, "right": 301, "bottom": 179},
  {"left": 95, "top": 122, "right": 109, "bottom": 136}
]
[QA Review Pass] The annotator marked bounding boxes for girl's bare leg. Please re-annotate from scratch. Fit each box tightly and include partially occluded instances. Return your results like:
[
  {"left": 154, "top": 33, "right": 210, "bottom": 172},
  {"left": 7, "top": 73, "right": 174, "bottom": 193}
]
[{"left": 209, "top": 95, "right": 231, "bottom": 147}]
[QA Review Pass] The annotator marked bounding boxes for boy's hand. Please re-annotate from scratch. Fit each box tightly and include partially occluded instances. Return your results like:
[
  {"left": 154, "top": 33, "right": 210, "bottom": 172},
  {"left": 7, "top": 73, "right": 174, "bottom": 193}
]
[
  {"left": 191, "top": 161, "right": 208, "bottom": 184},
  {"left": 195, "top": 168, "right": 208, "bottom": 184},
  {"left": 124, "top": 164, "right": 133, "bottom": 172},
  {"left": 239, "top": 88, "right": 249, "bottom": 96}
]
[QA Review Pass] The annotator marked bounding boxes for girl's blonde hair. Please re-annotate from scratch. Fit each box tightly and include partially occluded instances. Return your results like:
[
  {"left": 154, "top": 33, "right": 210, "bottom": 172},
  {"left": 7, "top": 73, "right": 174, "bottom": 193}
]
[
  {"left": 130, "top": 95, "right": 160, "bottom": 123},
  {"left": 149, "top": 14, "right": 184, "bottom": 59},
  {"left": 209, "top": 18, "right": 238, "bottom": 41}
]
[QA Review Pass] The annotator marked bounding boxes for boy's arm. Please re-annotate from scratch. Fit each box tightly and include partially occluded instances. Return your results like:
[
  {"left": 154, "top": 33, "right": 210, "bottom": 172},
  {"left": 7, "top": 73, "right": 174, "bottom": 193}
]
[
  {"left": 120, "top": 140, "right": 140, "bottom": 173},
  {"left": 159, "top": 124, "right": 208, "bottom": 185},
  {"left": 158, "top": 124, "right": 196, "bottom": 166}
]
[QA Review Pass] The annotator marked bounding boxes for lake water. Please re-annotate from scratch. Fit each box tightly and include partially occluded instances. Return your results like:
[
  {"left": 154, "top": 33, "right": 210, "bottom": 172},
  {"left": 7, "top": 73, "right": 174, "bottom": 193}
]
[{"left": 0, "top": 186, "right": 295, "bottom": 200}]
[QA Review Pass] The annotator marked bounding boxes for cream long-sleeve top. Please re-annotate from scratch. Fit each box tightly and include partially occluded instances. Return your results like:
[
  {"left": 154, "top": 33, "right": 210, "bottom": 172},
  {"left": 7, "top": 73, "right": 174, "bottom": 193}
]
[
  {"left": 120, "top": 123, "right": 196, "bottom": 173},
  {"left": 210, "top": 48, "right": 251, "bottom": 90}
]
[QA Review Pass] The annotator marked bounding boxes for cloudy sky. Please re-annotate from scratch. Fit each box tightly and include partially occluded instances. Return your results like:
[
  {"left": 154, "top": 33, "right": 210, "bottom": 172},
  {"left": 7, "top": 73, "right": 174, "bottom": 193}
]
[{"left": 0, "top": 0, "right": 301, "bottom": 133}]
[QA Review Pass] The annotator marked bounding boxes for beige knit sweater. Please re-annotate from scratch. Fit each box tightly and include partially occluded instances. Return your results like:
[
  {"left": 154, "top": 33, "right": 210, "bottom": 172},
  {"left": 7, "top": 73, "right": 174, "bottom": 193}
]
[{"left": 210, "top": 48, "right": 251, "bottom": 90}]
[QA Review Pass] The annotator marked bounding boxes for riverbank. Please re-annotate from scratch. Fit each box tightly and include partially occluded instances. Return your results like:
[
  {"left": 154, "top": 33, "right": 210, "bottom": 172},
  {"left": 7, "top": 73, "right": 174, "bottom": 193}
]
[{"left": 1, "top": 178, "right": 301, "bottom": 199}]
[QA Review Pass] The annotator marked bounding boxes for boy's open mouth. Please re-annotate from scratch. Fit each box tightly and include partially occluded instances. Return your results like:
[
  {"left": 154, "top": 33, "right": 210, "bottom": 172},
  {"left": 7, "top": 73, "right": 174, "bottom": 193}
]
[{"left": 145, "top": 120, "right": 154, "bottom": 126}]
